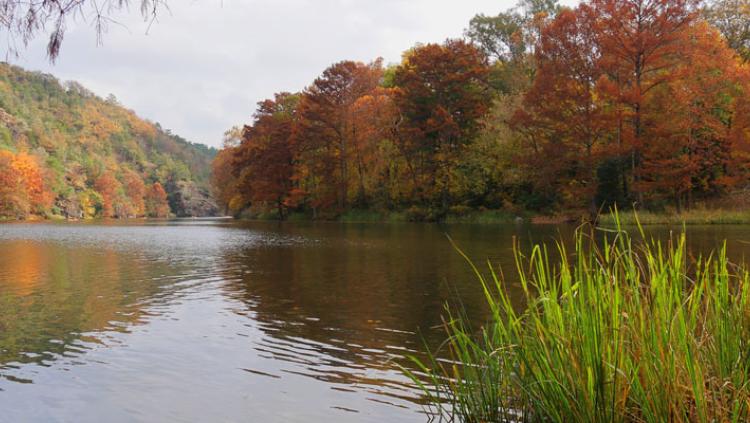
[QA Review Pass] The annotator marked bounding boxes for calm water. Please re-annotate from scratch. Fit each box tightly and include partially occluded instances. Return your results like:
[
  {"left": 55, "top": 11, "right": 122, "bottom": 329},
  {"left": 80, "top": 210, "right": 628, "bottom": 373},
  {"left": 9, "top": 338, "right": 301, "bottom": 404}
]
[{"left": 1, "top": 219, "right": 749, "bottom": 422}]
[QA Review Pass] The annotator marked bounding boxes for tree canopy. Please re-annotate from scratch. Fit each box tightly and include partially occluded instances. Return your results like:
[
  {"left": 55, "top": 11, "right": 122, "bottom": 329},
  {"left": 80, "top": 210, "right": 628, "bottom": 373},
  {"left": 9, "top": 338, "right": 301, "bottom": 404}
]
[{"left": 213, "top": 0, "right": 750, "bottom": 220}]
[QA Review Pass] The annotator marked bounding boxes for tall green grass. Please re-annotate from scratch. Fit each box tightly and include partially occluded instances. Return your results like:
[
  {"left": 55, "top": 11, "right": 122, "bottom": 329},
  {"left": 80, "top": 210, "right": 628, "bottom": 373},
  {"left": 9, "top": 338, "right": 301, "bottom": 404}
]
[{"left": 406, "top": 216, "right": 750, "bottom": 422}]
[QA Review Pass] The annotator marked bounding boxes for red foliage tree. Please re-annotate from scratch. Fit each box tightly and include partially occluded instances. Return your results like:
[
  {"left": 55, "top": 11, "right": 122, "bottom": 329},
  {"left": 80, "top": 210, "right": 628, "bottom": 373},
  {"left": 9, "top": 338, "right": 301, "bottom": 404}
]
[
  {"left": 513, "top": 7, "right": 610, "bottom": 213},
  {"left": 591, "top": 0, "right": 698, "bottom": 202},
  {"left": 514, "top": 0, "right": 748, "bottom": 211},
  {"left": 235, "top": 92, "right": 299, "bottom": 219},
  {"left": 636, "top": 22, "right": 747, "bottom": 208},
  {"left": 392, "top": 39, "right": 492, "bottom": 207}
]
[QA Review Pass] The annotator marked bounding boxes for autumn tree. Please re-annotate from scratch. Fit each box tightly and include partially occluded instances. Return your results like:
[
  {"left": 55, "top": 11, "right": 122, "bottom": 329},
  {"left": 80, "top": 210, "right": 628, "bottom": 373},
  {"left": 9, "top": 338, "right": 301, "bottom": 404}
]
[
  {"left": 635, "top": 22, "right": 747, "bottom": 208},
  {"left": 211, "top": 148, "right": 241, "bottom": 215},
  {"left": 235, "top": 93, "right": 299, "bottom": 219},
  {"left": 0, "top": 150, "right": 51, "bottom": 217},
  {"left": 513, "top": 7, "right": 609, "bottom": 213},
  {"left": 145, "top": 182, "right": 170, "bottom": 218},
  {"left": 123, "top": 169, "right": 146, "bottom": 217},
  {"left": 13, "top": 152, "right": 52, "bottom": 213},
  {"left": 512, "top": 0, "right": 749, "bottom": 212},
  {"left": 392, "top": 39, "right": 492, "bottom": 208},
  {"left": 293, "top": 60, "right": 383, "bottom": 212},
  {"left": 349, "top": 87, "right": 403, "bottom": 207},
  {"left": 591, "top": 0, "right": 698, "bottom": 204},
  {"left": 94, "top": 173, "right": 123, "bottom": 218},
  {"left": 0, "top": 150, "right": 23, "bottom": 217},
  {"left": 209, "top": 127, "right": 243, "bottom": 215}
]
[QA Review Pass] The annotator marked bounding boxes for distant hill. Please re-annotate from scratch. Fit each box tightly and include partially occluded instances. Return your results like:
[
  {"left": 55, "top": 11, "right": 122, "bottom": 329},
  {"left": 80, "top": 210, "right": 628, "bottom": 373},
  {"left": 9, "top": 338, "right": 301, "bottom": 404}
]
[{"left": 0, "top": 63, "right": 218, "bottom": 219}]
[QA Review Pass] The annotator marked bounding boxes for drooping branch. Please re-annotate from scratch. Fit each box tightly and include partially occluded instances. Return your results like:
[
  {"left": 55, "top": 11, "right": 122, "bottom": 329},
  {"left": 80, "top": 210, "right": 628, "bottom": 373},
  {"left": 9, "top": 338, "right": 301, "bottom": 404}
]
[{"left": 0, "top": 0, "right": 168, "bottom": 61}]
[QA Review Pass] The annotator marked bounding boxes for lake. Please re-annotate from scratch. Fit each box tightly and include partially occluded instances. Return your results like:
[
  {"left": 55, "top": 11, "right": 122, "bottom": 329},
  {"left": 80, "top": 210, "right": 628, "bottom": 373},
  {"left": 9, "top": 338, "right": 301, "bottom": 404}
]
[{"left": 1, "top": 219, "right": 749, "bottom": 422}]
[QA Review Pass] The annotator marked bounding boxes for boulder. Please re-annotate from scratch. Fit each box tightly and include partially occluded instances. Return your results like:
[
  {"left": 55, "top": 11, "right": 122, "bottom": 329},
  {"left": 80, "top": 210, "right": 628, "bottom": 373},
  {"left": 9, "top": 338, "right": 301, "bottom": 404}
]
[{"left": 167, "top": 180, "right": 219, "bottom": 217}]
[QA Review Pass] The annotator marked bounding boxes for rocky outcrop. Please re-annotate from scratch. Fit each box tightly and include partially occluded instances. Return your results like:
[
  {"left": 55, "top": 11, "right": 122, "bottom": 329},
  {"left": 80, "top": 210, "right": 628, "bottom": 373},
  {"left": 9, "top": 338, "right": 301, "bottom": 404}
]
[{"left": 167, "top": 180, "right": 220, "bottom": 217}]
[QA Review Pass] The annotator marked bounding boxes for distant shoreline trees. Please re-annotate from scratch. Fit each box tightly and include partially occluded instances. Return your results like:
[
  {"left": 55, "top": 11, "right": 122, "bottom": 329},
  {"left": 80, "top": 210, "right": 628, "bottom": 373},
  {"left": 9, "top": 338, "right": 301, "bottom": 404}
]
[
  {"left": 214, "top": 0, "right": 750, "bottom": 220},
  {"left": 215, "top": 40, "right": 493, "bottom": 219}
]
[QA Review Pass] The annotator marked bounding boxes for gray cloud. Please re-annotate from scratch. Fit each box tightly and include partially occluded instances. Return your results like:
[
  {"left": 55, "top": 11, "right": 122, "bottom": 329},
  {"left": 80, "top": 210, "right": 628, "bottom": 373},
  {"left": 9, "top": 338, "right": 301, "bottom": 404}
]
[{"left": 6, "top": 0, "right": 532, "bottom": 147}]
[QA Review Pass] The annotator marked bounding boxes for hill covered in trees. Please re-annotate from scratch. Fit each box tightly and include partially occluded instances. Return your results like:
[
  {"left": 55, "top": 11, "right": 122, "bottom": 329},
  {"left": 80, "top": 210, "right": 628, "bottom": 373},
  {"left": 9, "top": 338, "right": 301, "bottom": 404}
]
[
  {"left": 213, "top": 0, "right": 750, "bottom": 221},
  {"left": 0, "top": 63, "right": 218, "bottom": 219}
]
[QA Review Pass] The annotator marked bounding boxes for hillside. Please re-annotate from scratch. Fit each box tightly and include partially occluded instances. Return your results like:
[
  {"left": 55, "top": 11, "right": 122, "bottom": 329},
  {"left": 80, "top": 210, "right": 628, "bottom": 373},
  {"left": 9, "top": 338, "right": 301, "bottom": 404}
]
[{"left": 0, "top": 63, "right": 218, "bottom": 219}]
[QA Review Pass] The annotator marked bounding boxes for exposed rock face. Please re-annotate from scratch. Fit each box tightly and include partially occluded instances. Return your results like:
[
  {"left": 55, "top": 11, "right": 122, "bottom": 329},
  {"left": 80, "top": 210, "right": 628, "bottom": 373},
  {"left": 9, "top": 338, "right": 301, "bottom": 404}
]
[{"left": 167, "top": 180, "right": 220, "bottom": 217}]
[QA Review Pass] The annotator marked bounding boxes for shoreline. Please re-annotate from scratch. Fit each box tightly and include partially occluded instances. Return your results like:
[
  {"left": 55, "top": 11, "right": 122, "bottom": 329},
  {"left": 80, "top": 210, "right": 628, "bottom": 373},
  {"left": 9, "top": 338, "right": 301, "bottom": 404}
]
[
  {"left": 6, "top": 208, "right": 750, "bottom": 225},
  {"left": 236, "top": 208, "right": 750, "bottom": 225}
]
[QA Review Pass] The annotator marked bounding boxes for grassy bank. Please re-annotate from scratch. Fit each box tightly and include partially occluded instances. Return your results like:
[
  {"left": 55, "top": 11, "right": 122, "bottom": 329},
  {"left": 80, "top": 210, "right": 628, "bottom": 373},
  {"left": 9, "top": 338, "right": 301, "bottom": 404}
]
[
  {"left": 238, "top": 206, "right": 750, "bottom": 225},
  {"left": 337, "top": 208, "right": 521, "bottom": 223},
  {"left": 238, "top": 207, "right": 524, "bottom": 224},
  {"left": 599, "top": 209, "right": 750, "bottom": 225},
  {"left": 406, "top": 219, "right": 750, "bottom": 422}
]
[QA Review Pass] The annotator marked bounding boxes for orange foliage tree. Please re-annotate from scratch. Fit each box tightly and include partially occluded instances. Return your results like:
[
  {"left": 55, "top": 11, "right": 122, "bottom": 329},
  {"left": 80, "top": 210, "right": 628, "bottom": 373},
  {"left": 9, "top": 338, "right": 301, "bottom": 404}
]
[
  {"left": 213, "top": 45, "right": 493, "bottom": 217},
  {"left": 0, "top": 150, "right": 23, "bottom": 217},
  {"left": 94, "top": 173, "right": 123, "bottom": 218},
  {"left": 293, "top": 60, "right": 384, "bottom": 212},
  {"left": 211, "top": 146, "right": 241, "bottom": 215},
  {"left": 123, "top": 169, "right": 146, "bottom": 217},
  {"left": 636, "top": 22, "right": 747, "bottom": 208},
  {"left": 145, "top": 182, "right": 170, "bottom": 218},
  {"left": 0, "top": 150, "right": 52, "bottom": 218},
  {"left": 349, "top": 87, "right": 402, "bottom": 207},
  {"left": 515, "top": 0, "right": 749, "bottom": 212}
]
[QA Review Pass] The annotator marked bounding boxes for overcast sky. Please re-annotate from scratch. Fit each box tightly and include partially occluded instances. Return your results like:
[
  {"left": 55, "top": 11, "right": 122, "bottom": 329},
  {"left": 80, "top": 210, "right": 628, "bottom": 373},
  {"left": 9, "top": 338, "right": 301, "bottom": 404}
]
[{"left": 7, "top": 0, "right": 538, "bottom": 148}]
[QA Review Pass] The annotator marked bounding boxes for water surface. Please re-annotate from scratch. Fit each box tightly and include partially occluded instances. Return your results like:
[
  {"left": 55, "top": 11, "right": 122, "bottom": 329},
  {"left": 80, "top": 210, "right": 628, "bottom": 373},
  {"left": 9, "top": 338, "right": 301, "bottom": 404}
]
[{"left": 0, "top": 220, "right": 748, "bottom": 422}]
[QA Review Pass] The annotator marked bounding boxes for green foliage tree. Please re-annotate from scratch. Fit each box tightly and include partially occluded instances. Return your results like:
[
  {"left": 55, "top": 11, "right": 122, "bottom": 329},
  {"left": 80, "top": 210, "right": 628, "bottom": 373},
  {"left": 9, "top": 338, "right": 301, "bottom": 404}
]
[
  {"left": 465, "top": 13, "right": 526, "bottom": 63},
  {"left": 704, "top": 0, "right": 750, "bottom": 61}
]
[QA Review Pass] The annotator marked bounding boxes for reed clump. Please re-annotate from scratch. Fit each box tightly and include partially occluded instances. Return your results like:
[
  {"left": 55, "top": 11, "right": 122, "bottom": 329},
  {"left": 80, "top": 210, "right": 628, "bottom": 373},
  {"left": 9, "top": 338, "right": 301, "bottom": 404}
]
[{"left": 406, "top": 216, "right": 750, "bottom": 422}]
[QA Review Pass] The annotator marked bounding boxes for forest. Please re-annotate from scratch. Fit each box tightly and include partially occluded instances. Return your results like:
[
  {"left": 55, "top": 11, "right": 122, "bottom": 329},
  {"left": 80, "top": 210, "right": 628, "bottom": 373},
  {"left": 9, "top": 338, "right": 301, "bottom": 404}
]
[
  {"left": 0, "top": 64, "right": 217, "bottom": 219},
  {"left": 212, "top": 0, "right": 750, "bottom": 221}
]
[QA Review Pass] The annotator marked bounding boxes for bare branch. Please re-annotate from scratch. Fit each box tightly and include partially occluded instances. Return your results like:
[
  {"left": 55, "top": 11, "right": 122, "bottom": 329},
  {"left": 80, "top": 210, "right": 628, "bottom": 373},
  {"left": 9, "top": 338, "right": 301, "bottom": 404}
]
[{"left": 0, "top": 0, "right": 167, "bottom": 62}]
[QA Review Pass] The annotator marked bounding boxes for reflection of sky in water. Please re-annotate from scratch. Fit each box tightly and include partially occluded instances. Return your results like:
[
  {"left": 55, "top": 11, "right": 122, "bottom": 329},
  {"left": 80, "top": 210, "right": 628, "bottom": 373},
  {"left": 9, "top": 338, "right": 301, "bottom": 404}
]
[{"left": 2, "top": 220, "right": 750, "bottom": 422}]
